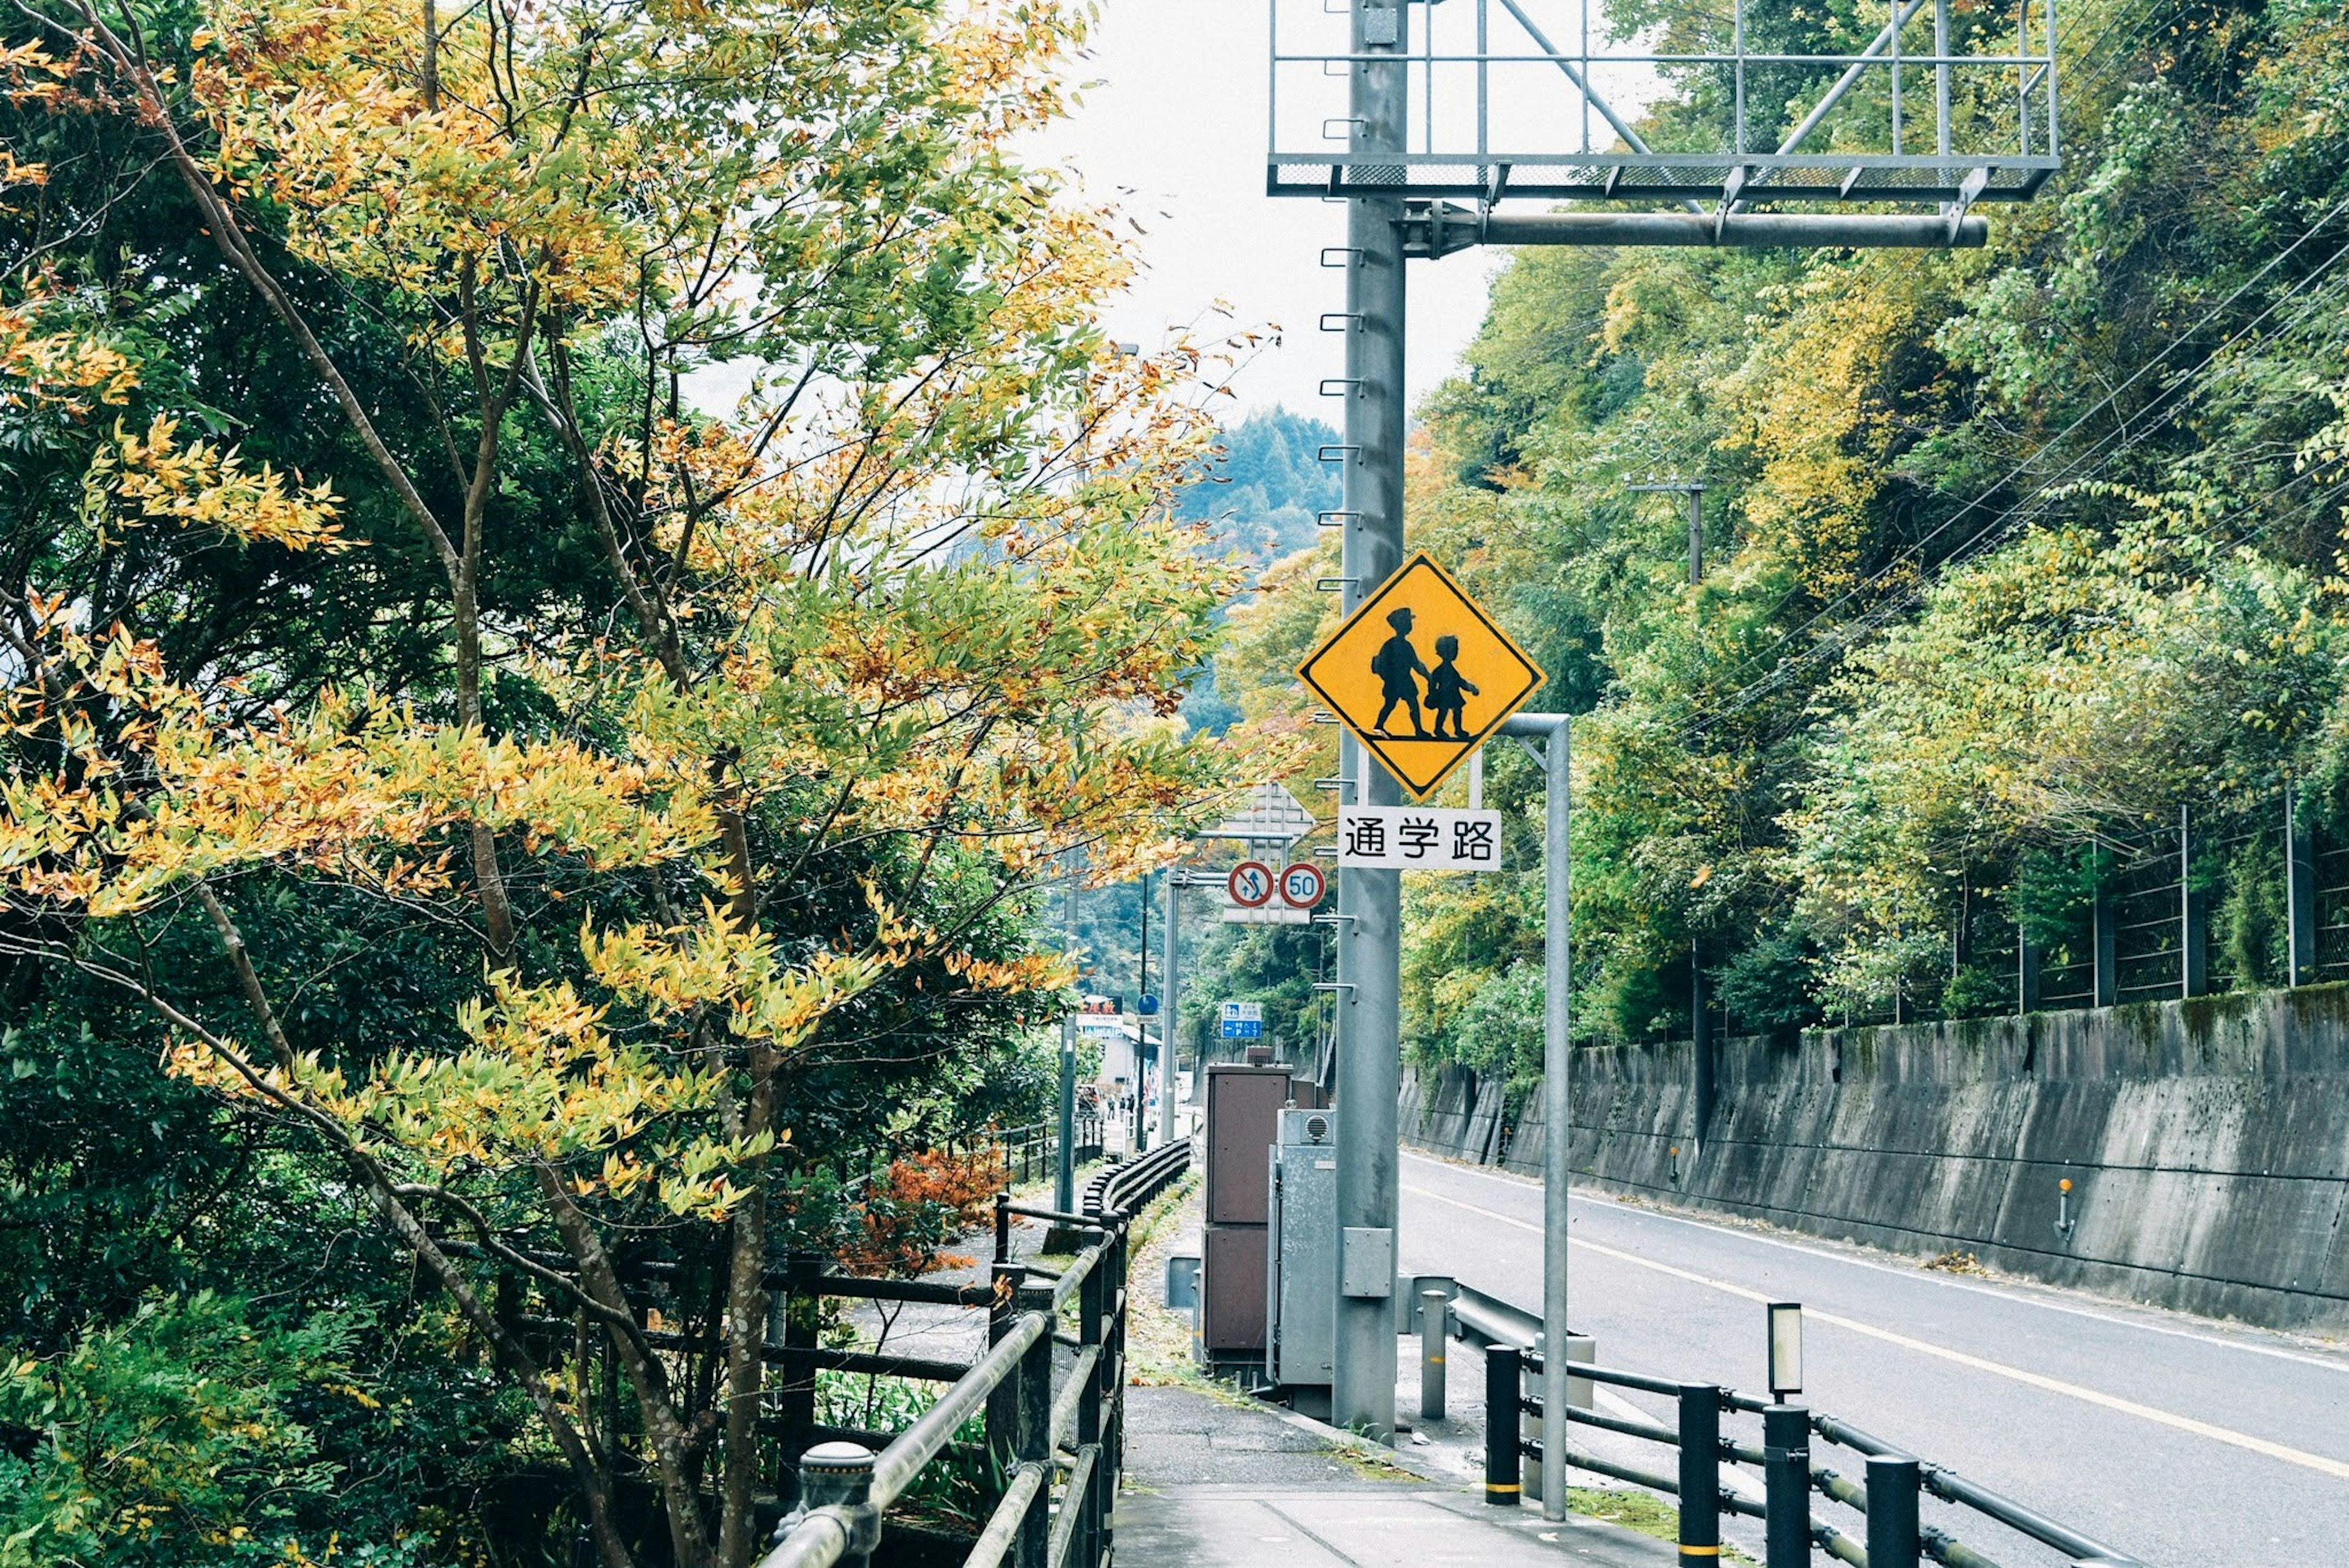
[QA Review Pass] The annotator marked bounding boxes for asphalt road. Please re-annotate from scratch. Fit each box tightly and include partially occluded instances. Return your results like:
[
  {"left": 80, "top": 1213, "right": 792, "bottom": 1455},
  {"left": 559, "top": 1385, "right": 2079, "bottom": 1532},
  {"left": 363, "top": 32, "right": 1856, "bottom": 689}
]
[{"left": 1396, "top": 1149, "right": 2349, "bottom": 1568}]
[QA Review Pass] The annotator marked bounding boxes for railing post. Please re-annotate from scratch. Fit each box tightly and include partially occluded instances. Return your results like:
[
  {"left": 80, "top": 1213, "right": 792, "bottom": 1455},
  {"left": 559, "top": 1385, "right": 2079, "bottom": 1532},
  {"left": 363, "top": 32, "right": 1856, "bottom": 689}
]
[
  {"left": 1079, "top": 1232, "right": 1107, "bottom": 1566},
  {"left": 1102, "top": 1219, "right": 1130, "bottom": 1562},
  {"left": 986, "top": 1262, "right": 1028, "bottom": 1503},
  {"left": 1677, "top": 1384, "right": 1721, "bottom": 1566},
  {"left": 995, "top": 1191, "right": 1012, "bottom": 1264},
  {"left": 1420, "top": 1289, "right": 1449, "bottom": 1421},
  {"left": 1866, "top": 1455, "right": 1921, "bottom": 1568},
  {"left": 1015, "top": 1284, "right": 1054, "bottom": 1568},
  {"left": 796, "top": 1441, "right": 881, "bottom": 1568},
  {"left": 778, "top": 1255, "right": 820, "bottom": 1492},
  {"left": 1483, "top": 1344, "right": 1522, "bottom": 1505},
  {"left": 1764, "top": 1403, "right": 1811, "bottom": 1568}
]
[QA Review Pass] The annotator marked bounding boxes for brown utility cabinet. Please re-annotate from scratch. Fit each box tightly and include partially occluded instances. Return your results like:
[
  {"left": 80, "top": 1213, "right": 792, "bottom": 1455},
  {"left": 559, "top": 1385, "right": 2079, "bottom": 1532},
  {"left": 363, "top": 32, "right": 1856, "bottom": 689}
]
[{"left": 1198, "top": 1063, "right": 1324, "bottom": 1364}]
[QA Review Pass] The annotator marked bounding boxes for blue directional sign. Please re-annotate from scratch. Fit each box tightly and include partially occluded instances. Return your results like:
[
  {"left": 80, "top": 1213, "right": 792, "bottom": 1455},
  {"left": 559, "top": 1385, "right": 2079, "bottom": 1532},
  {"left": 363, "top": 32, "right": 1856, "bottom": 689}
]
[{"left": 1137, "top": 994, "right": 1160, "bottom": 1016}]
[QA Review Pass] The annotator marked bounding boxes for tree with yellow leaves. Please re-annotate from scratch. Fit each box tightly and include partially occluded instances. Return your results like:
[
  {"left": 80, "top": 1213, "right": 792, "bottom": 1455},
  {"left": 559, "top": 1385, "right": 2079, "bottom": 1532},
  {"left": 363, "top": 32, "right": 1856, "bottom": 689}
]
[{"left": 0, "top": 3, "right": 1245, "bottom": 1563}]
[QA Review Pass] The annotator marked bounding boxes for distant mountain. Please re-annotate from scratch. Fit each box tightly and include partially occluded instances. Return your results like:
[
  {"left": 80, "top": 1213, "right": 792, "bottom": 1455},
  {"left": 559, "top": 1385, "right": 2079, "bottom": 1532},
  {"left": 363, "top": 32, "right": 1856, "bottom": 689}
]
[{"left": 1173, "top": 408, "right": 1341, "bottom": 563}]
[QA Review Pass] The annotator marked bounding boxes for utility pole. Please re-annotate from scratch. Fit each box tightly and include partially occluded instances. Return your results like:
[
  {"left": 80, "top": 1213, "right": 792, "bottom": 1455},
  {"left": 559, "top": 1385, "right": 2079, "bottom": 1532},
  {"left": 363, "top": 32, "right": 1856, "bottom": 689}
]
[
  {"left": 1057, "top": 864, "right": 1078, "bottom": 1213},
  {"left": 1135, "top": 872, "right": 1151, "bottom": 1153},
  {"left": 1159, "top": 871, "right": 1185, "bottom": 1150},
  {"left": 1628, "top": 480, "right": 1712, "bottom": 1155},
  {"left": 1329, "top": 0, "right": 1408, "bottom": 1442},
  {"left": 1627, "top": 479, "right": 1707, "bottom": 585}
]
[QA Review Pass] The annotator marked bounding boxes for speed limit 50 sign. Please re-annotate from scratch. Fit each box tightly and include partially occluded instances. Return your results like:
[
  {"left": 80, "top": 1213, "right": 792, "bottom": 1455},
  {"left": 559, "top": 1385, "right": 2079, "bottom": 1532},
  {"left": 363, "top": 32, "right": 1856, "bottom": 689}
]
[{"left": 1277, "top": 862, "right": 1325, "bottom": 909}]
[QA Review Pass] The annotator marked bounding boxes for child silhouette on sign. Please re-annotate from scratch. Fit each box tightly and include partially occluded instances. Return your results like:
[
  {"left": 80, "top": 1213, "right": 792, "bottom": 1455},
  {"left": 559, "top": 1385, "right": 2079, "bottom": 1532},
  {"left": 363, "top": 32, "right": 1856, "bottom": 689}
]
[
  {"left": 1370, "top": 607, "right": 1429, "bottom": 737},
  {"left": 1426, "top": 633, "right": 1479, "bottom": 739}
]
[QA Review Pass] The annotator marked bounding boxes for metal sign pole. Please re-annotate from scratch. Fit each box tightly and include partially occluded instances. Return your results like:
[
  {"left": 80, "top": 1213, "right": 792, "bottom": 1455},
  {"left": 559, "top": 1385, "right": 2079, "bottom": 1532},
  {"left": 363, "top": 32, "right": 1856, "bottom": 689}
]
[
  {"left": 1494, "top": 708, "right": 1572, "bottom": 1518},
  {"left": 1332, "top": 0, "right": 1408, "bottom": 1442},
  {"left": 1541, "top": 716, "right": 1571, "bottom": 1518}
]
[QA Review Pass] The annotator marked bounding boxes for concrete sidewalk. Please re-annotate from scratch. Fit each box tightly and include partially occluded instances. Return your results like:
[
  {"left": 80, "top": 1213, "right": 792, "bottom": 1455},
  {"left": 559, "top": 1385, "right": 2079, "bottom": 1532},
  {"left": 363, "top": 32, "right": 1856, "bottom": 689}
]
[{"left": 1116, "top": 1385, "right": 1676, "bottom": 1567}]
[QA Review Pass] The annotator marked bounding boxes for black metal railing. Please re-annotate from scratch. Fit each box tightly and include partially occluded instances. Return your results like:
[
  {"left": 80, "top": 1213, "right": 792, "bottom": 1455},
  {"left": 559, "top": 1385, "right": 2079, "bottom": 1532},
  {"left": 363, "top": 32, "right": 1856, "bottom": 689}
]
[
  {"left": 1461, "top": 1311, "right": 2144, "bottom": 1567},
  {"left": 760, "top": 1137, "right": 1190, "bottom": 1568},
  {"left": 974, "top": 1116, "right": 1106, "bottom": 1189}
]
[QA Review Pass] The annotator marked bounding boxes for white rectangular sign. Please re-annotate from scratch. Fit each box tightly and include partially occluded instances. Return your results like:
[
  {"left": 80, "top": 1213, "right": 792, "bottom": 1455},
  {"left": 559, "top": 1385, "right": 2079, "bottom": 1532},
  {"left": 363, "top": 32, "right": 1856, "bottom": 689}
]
[
  {"left": 1222, "top": 903, "right": 1312, "bottom": 925},
  {"left": 1337, "top": 806, "right": 1502, "bottom": 871},
  {"left": 1220, "top": 1001, "right": 1263, "bottom": 1022}
]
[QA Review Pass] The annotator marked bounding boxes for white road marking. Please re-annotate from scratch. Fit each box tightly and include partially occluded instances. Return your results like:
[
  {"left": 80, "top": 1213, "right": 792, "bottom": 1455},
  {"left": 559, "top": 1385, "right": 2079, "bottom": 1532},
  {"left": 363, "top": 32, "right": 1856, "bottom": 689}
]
[
  {"left": 1400, "top": 1150, "right": 2349, "bottom": 1378},
  {"left": 1402, "top": 1180, "right": 2349, "bottom": 1484}
]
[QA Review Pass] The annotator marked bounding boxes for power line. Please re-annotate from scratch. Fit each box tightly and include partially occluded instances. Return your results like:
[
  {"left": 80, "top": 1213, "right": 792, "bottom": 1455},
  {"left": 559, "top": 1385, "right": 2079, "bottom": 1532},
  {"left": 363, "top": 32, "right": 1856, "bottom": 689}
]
[
  {"left": 1688, "top": 459, "right": 2349, "bottom": 757},
  {"left": 1671, "top": 194, "right": 2349, "bottom": 741}
]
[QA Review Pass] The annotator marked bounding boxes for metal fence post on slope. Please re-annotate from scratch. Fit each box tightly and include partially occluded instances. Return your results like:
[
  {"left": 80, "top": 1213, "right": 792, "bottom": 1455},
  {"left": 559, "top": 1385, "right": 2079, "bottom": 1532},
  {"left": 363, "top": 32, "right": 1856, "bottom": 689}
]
[
  {"left": 1484, "top": 1343, "right": 1523, "bottom": 1504},
  {"left": 2181, "top": 804, "right": 2210, "bottom": 997},
  {"left": 1764, "top": 1403, "right": 1811, "bottom": 1567},
  {"left": 1677, "top": 1384, "right": 1721, "bottom": 1566},
  {"left": 1866, "top": 1454, "right": 1922, "bottom": 1568},
  {"left": 2287, "top": 784, "right": 2317, "bottom": 985}
]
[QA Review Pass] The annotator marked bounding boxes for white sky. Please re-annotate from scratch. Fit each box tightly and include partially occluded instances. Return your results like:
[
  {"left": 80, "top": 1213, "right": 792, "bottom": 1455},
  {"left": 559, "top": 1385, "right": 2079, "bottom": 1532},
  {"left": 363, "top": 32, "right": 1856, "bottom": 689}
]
[{"left": 1031, "top": 0, "right": 1507, "bottom": 423}]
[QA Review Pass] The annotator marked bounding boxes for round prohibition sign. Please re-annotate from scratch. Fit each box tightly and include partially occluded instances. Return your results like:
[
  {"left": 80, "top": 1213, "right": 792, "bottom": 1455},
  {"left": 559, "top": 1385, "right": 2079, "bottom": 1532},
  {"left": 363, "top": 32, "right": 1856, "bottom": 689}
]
[
  {"left": 1277, "top": 863, "right": 1326, "bottom": 909},
  {"left": 1226, "top": 860, "right": 1275, "bottom": 907}
]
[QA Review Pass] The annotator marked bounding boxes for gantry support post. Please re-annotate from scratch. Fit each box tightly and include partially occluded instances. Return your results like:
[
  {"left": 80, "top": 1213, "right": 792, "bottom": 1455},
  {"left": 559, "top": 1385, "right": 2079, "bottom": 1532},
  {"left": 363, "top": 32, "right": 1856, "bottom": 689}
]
[{"left": 1330, "top": 0, "right": 1408, "bottom": 1443}]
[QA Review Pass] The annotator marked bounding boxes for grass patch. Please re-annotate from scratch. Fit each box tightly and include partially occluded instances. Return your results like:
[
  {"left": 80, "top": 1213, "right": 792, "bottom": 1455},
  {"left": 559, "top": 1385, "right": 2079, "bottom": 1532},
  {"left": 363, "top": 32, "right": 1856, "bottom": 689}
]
[{"left": 1567, "top": 1488, "right": 1755, "bottom": 1564}]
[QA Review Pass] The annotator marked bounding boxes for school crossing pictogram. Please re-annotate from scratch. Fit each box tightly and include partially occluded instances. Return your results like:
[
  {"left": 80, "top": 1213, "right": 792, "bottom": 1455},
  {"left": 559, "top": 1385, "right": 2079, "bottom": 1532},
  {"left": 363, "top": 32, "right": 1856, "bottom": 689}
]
[{"left": 1294, "top": 553, "right": 1545, "bottom": 801}]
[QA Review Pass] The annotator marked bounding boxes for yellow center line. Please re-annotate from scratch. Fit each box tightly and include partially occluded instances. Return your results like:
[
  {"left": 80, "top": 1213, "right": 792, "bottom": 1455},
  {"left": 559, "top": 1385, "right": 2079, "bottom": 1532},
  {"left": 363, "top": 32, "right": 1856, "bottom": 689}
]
[{"left": 1401, "top": 1181, "right": 2349, "bottom": 1483}]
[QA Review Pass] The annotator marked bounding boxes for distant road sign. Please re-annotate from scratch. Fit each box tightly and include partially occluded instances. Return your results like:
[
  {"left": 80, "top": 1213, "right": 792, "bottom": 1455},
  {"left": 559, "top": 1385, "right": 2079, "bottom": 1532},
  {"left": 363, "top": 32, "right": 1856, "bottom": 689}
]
[
  {"left": 1227, "top": 861, "right": 1275, "bottom": 908},
  {"left": 1137, "top": 994, "right": 1159, "bottom": 1016},
  {"left": 1338, "top": 806, "right": 1503, "bottom": 872},
  {"left": 1277, "top": 862, "right": 1326, "bottom": 908},
  {"left": 1296, "top": 552, "right": 1544, "bottom": 802},
  {"left": 1219, "top": 1000, "right": 1264, "bottom": 1039},
  {"left": 1204, "top": 781, "right": 1321, "bottom": 846}
]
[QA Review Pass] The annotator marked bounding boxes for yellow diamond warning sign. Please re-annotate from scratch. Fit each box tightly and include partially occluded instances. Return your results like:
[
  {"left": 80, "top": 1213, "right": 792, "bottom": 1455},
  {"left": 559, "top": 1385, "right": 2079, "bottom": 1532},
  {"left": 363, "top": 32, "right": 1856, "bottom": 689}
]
[{"left": 1296, "top": 554, "right": 1545, "bottom": 802}]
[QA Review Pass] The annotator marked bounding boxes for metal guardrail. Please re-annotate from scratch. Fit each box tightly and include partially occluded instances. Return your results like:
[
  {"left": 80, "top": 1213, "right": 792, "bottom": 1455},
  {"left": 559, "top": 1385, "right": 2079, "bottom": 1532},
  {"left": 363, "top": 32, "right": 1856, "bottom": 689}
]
[
  {"left": 760, "top": 1137, "right": 1191, "bottom": 1568},
  {"left": 1450, "top": 1298, "right": 2145, "bottom": 1568}
]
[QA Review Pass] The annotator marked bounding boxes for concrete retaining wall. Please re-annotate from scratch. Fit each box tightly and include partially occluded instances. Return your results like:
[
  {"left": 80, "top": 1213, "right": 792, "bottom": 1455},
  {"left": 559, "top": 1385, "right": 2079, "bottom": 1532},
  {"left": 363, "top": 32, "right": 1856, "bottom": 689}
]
[{"left": 1400, "top": 986, "right": 2349, "bottom": 1331}]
